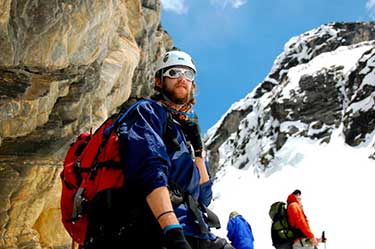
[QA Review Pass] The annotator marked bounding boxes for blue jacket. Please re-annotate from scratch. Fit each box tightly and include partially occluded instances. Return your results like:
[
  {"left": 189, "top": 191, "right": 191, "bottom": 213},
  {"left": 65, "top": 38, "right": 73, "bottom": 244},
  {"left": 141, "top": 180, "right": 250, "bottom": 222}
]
[
  {"left": 227, "top": 215, "right": 254, "bottom": 249},
  {"left": 118, "top": 99, "right": 214, "bottom": 239}
]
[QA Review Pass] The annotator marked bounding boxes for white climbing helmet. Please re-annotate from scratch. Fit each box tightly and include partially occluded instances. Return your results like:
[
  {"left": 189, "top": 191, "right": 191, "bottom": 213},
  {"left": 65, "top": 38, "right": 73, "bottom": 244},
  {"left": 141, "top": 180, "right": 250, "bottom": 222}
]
[{"left": 155, "top": 50, "right": 197, "bottom": 74}]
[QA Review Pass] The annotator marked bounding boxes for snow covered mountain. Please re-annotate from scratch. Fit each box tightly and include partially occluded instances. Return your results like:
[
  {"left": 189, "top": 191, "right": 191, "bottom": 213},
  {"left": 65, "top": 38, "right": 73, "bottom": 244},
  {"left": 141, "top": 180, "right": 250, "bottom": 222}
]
[
  {"left": 205, "top": 22, "right": 375, "bottom": 249},
  {"left": 205, "top": 22, "right": 375, "bottom": 176}
]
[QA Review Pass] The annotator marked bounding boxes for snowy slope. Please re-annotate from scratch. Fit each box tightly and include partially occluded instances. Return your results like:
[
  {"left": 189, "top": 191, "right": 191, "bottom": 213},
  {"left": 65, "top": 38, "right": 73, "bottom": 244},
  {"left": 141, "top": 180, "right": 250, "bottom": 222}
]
[{"left": 210, "top": 131, "right": 375, "bottom": 249}]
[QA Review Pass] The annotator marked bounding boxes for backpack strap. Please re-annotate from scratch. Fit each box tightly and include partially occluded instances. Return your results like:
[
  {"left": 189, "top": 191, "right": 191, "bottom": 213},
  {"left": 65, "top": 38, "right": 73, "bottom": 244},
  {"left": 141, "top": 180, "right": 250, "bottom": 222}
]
[
  {"left": 285, "top": 203, "right": 304, "bottom": 239},
  {"left": 89, "top": 98, "right": 178, "bottom": 179},
  {"left": 161, "top": 106, "right": 217, "bottom": 233},
  {"left": 103, "top": 99, "right": 150, "bottom": 137},
  {"left": 186, "top": 194, "right": 209, "bottom": 234},
  {"left": 90, "top": 99, "right": 149, "bottom": 179},
  {"left": 202, "top": 205, "right": 221, "bottom": 229},
  {"left": 163, "top": 112, "right": 180, "bottom": 150},
  {"left": 276, "top": 202, "right": 286, "bottom": 222},
  {"left": 169, "top": 179, "right": 220, "bottom": 234}
]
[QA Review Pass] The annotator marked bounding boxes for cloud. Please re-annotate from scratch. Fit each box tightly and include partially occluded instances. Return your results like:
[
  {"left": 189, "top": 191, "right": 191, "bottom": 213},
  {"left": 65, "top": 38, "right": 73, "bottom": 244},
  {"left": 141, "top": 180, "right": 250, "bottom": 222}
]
[
  {"left": 366, "top": 0, "right": 375, "bottom": 19},
  {"left": 161, "top": 0, "right": 188, "bottom": 14},
  {"left": 210, "top": 0, "right": 247, "bottom": 9}
]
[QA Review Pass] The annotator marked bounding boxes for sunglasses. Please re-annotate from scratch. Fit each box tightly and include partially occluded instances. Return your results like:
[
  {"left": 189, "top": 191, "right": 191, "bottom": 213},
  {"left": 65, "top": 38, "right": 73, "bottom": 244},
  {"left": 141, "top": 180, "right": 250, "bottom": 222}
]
[{"left": 162, "top": 67, "right": 195, "bottom": 81}]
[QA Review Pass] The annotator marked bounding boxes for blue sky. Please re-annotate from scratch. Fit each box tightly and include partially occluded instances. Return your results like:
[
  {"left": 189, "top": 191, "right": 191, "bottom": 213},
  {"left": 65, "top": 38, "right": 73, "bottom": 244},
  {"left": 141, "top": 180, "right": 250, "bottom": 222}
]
[{"left": 160, "top": 0, "right": 375, "bottom": 133}]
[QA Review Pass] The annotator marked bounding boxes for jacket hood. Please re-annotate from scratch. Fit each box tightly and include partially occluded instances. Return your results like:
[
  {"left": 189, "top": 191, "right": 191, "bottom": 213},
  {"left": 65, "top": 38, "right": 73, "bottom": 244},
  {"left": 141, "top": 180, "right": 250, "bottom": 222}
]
[{"left": 287, "top": 193, "right": 299, "bottom": 205}]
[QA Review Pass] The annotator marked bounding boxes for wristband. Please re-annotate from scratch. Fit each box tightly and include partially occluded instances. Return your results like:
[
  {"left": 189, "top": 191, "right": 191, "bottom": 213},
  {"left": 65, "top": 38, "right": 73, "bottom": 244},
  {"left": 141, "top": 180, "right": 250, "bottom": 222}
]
[{"left": 163, "top": 224, "right": 182, "bottom": 234}]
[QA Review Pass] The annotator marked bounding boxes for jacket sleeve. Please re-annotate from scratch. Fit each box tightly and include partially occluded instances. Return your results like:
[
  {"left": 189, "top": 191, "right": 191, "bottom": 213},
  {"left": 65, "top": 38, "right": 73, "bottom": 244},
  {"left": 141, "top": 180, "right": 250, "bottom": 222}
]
[
  {"left": 197, "top": 156, "right": 213, "bottom": 206},
  {"left": 287, "top": 203, "right": 314, "bottom": 238},
  {"left": 226, "top": 218, "right": 236, "bottom": 242},
  {"left": 118, "top": 101, "right": 170, "bottom": 198},
  {"left": 198, "top": 180, "right": 213, "bottom": 206}
]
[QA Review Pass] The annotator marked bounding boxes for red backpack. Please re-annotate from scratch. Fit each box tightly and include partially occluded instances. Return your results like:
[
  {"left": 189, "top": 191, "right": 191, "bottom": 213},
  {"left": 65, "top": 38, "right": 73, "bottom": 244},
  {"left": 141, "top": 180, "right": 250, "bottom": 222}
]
[{"left": 60, "top": 100, "right": 143, "bottom": 246}]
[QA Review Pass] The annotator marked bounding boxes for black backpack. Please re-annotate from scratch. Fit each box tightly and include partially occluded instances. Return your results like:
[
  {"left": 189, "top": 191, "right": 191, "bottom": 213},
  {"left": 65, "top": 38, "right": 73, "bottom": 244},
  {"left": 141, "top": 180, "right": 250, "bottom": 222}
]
[{"left": 269, "top": 201, "right": 300, "bottom": 245}]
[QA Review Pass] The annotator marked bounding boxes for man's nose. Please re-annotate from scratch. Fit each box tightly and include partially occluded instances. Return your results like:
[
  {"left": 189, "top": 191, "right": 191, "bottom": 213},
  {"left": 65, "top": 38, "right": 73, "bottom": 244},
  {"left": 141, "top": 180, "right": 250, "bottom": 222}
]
[{"left": 177, "top": 74, "right": 188, "bottom": 81}]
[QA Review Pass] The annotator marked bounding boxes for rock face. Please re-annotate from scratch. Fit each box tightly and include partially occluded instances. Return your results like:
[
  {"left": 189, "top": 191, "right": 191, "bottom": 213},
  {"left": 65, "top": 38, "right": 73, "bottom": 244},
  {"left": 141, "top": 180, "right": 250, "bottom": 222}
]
[
  {"left": 205, "top": 22, "right": 375, "bottom": 176},
  {"left": 0, "top": 1, "right": 172, "bottom": 248}
]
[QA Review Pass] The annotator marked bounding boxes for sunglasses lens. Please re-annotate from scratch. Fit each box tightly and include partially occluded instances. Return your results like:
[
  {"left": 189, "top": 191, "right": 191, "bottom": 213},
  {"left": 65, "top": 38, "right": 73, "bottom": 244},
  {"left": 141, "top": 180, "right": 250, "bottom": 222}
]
[
  {"left": 184, "top": 70, "right": 194, "bottom": 81},
  {"left": 168, "top": 68, "right": 179, "bottom": 78},
  {"left": 163, "top": 68, "right": 195, "bottom": 81}
]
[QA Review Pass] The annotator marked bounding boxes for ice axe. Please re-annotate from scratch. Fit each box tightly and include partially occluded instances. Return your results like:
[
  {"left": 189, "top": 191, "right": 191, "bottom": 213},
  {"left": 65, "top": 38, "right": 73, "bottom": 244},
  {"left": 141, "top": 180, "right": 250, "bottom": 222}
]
[{"left": 321, "top": 231, "right": 327, "bottom": 249}]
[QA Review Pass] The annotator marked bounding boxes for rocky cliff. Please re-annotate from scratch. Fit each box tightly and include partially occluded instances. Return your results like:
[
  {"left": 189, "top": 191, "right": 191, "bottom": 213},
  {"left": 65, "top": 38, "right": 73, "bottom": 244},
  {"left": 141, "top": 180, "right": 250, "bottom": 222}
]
[
  {"left": 0, "top": 1, "right": 173, "bottom": 248},
  {"left": 205, "top": 22, "right": 375, "bottom": 176}
]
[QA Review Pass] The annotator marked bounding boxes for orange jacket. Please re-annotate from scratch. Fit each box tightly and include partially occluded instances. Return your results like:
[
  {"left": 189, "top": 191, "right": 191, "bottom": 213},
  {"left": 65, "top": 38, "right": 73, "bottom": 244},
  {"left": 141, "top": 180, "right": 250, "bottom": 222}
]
[{"left": 286, "top": 194, "right": 314, "bottom": 239}]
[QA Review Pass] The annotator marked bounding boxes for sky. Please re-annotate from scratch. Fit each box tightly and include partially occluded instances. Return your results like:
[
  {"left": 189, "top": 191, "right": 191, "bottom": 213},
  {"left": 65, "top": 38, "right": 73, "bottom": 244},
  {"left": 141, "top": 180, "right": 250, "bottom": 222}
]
[{"left": 160, "top": 0, "right": 375, "bottom": 133}]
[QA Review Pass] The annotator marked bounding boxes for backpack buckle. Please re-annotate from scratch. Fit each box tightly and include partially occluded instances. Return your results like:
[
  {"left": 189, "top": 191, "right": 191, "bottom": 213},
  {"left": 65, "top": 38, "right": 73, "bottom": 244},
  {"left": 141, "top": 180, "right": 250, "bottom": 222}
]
[{"left": 72, "top": 187, "right": 87, "bottom": 220}]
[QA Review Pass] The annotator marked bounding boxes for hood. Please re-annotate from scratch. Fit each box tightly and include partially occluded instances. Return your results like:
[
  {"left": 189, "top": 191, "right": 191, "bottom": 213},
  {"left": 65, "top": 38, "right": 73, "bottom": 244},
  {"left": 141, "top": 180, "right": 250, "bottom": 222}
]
[{"left": 287, "top": 193, "right": 299, "bottom": 205}]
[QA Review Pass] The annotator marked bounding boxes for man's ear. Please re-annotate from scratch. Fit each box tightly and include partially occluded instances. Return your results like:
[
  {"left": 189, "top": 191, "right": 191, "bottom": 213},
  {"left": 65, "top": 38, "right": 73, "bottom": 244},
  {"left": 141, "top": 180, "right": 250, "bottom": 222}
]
[
  {"left": 155, "top": 77, "right": 162, "bottom": 89},
  {"left": 191, "top": 81, "right": 197, "bottom": 94}
]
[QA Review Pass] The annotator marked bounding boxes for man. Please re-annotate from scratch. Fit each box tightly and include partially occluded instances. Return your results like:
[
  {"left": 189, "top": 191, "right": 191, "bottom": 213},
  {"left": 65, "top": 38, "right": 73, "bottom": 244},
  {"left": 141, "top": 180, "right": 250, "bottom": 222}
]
[
  {"left": 287, "top": 190, "right": 321, "bottom": 249},
  {"left": 227, "top": 211, "right": 254, "bottom": 249},
  {"left": 84, "top": 50, "right": 232, "bottom": 249}
]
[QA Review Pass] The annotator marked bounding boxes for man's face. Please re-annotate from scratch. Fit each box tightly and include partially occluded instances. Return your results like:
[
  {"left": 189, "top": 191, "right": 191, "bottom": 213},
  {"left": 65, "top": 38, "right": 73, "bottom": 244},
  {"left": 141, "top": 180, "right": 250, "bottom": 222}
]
[
  {"left": 156, "top": 66, "right": 195, "bottom": 104},
  {"left": 296, "top": 194, "right": 302, "bottom": 204}
]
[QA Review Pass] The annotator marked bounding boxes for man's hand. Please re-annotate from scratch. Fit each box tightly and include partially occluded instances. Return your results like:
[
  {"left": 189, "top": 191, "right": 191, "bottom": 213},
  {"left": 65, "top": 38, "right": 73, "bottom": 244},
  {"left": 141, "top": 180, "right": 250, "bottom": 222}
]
[
  {"left": 163, "top": 226, "right": 192, "bottom": 249},
  {"left": 310, "top": 237, "right": 321, "bottom": 246}
]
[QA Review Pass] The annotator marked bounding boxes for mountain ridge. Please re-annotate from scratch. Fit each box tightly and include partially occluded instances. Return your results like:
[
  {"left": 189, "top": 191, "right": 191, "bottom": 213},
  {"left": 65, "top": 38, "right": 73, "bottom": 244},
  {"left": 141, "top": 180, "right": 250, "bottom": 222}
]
[{"left": 205, "top": 21, "right": 375, "bottom": 176}]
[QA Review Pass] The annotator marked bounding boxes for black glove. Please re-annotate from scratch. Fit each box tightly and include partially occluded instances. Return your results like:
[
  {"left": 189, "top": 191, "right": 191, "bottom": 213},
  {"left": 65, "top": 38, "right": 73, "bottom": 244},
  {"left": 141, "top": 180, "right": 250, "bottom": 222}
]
[
  {"left": 179, "top": 117, "right": 204, "bottom": 157},
  {"left": 163, "top": 227, "right": 192, "bottom": 249}
]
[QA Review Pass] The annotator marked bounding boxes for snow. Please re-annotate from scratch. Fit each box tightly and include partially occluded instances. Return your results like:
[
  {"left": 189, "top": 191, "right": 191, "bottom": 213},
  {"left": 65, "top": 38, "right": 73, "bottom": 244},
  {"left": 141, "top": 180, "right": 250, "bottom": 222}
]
[
  {"left": 209, "top": 129, "right": 375, "bottom": 249},
  {"left": 280, "top": 121, "right": 309, "bottom": 132},
  {"left": 281, "top": 43, "right": 373, "bottom": 99},
  {"left": 270, "top": 23, "right": 341, "bottom": 78},
  {"left": 350, "top": 93, "right": 375, "bottom": 113}
]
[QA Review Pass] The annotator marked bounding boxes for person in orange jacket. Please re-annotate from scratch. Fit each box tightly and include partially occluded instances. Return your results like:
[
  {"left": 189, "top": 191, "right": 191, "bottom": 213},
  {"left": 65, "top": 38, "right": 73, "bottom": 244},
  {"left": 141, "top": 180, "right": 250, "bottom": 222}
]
[{"left": 287, "top": 190, "right": 321, "bottom": 249}]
